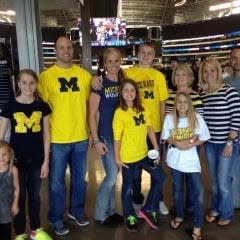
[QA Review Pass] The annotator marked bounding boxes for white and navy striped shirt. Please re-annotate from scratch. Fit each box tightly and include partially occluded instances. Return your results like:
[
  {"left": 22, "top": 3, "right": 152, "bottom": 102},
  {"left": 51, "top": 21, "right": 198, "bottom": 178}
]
[
  {"left": 200, "top": 83, "right": 240, "bottom": 144},
  {"left": 166, "top": 91, "right": 204, "bottom": 116}
]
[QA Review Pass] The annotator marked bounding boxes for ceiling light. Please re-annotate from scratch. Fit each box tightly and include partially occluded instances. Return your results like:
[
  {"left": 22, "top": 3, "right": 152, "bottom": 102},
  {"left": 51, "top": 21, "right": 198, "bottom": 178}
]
[
  {"left": 0, "top": 10, "right": 15, "bottom": 16},
  {"left": 210, "top": 1, "right": 240, "bottom": 11},
  {"left": 174, "top": 0, "right": 187, "bottom": 7}
]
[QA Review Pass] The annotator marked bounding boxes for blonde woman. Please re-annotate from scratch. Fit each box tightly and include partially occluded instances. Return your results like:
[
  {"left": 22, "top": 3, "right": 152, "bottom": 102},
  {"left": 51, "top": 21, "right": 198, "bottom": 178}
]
[
  {"left": 200, "top": 58, "right": 240, "bottom": 226},
  {"left": 89, "top": 48, "right": 125, "bottom": 227}
]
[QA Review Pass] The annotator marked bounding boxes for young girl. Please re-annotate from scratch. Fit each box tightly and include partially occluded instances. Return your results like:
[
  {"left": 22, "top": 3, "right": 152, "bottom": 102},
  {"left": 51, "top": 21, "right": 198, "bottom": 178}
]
[
  {"left": 113, "top": 79, "right": 165, "bottom": 232},
  {"left": 161, "top": 92, "right": 210, "bottom": 240},
  {"left": 0, "top": 140, "right": 19, "bottom": 240},
  {"left": 89, "top": 48, "right": 124, "bottom": 227},
  {"left": 0, "top": 69, "right": 52, "bottom": 240}
]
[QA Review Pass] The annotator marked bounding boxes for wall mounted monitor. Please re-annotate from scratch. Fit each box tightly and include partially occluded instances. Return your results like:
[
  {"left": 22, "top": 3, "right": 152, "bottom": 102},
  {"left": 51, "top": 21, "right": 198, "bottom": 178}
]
[{"left": 71, "top": 17, "right": 126, "bottom": 47}]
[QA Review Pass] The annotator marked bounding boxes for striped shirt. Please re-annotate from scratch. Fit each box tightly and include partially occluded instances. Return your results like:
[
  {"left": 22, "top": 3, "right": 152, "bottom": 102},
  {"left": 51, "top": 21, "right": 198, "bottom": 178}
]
[
  {"left": 200, "top": 83, "right": 240, "bottom": 144},
  {"left": 165, "top": 91, "right": 204, "bottom": 115}
]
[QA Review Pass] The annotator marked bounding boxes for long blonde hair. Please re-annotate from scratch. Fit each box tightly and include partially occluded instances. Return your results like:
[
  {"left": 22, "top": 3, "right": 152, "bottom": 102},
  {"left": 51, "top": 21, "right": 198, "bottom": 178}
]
[
  {"left": 0, "top": 140, "right": 15, "bottom": 171},
  {"left": 172, "top": 92, "right": 198, "bottom": 132}
]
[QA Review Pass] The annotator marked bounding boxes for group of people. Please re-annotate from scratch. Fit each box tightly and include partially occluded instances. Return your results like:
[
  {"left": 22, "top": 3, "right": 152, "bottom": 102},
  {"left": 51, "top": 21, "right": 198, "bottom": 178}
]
[{"left": 1, "top": 35, "right": 240, "bottom": 240}]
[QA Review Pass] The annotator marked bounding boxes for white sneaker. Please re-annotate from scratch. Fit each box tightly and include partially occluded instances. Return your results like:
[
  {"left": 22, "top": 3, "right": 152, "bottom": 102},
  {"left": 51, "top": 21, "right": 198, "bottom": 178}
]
[{"left": 159, "top": 201, "right": 169, "bottom": 215}]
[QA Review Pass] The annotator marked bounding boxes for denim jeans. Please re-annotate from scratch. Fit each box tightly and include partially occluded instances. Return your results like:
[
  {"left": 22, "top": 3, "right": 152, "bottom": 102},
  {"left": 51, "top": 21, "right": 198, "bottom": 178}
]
[
  {"left": 231, "top": 143, "right": 240, "bottom": 208},
  {"left": 171, "top": 168, "right": 204, "bottom": 228},
  {"left": 132, "top": 132, "right": 165, "bottom": 204},
  {"left": 14, "top": 161, "right": 42, "bottom": 234},
  {"left": 185, "top": 145, "right": 201, "bottom": 212},
  {"left": 94, "top": 138, "right": 118, "bottom": 221},
  {"left": 205, "top": 142, "right": 235, "bottom": 220},
  {"left": 122, "top": 157, "right": 165, "bottom": 217},
  {"left": 48, "top": 140, "right": 88, "bottom": 225}
]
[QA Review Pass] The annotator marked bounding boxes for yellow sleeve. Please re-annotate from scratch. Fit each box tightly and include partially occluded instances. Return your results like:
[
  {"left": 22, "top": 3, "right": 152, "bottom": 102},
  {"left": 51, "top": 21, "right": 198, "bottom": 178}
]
[
  {"left": 112, "top": 109, "right": 123, "bottom": 141},
  {"left": 145, "top": 108, "right": 153, "bottom": 127},
  {"left": 38, "top": 71, "right": 49, "bottom": 102},
  {"left": 156, "top": 72, "right": 169, "bottom": 101}
]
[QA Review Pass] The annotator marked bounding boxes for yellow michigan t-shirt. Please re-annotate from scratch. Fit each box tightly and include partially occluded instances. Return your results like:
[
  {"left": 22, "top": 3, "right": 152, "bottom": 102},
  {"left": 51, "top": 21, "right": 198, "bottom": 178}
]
[
  {"left": 38, "top": 64, "right": 91, "bottom": 143},
  {"left": 113, "top": 107, "right": 152, "bottom": 163},
  {"left": 124, "top": 66, "right": 168, "bottom": 132}
]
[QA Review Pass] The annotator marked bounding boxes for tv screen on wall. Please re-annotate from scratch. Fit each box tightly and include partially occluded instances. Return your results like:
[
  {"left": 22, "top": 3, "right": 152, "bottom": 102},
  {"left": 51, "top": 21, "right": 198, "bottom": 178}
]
[{"left": 71, "top": 18, "right": 126, "bottom": 46}]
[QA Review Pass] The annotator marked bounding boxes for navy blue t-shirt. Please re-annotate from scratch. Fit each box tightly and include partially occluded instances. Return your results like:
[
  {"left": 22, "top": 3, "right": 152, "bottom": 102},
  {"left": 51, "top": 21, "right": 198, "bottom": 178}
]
[
  {"left": 91, "top": 77, "right": 120, "bottom": 138},
  {"left": 0, "top": 99, "right": 51, "bottom": 166}
]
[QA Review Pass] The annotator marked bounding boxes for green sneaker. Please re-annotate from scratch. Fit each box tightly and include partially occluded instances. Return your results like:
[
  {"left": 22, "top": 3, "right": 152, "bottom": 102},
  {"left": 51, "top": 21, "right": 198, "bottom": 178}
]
[
  {"left": 30, "top": 228, "right": 52, "bottom": 240},
  {"left": 15, "top": 234, "right": 27, "bottom": 240},
  {"left": 125, "top": 215, "right": 138, "bottom": 232}
]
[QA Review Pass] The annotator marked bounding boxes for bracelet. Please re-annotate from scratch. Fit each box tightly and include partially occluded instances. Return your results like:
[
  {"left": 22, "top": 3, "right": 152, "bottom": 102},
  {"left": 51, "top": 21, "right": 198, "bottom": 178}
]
[{"left": 226, "top": 140, "right": 233, "bottom": 146}]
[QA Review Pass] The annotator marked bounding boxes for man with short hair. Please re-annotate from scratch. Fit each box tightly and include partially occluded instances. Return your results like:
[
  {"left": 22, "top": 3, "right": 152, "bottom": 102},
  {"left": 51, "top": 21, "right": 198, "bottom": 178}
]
[
  {"left": 38, "top": 36, "right": 91, "bottom": 235},
  {"left": 225, "top": 46, "right": 240, "bottom": 209},
  {"left": 165, "top": 56, "right": 179, "bottom": 91}
]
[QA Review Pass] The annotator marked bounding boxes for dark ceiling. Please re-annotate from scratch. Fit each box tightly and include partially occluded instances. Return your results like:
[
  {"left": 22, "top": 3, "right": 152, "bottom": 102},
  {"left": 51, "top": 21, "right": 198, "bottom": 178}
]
[{"left": 0, "top": 0, "right": 239, "bottom": 29}]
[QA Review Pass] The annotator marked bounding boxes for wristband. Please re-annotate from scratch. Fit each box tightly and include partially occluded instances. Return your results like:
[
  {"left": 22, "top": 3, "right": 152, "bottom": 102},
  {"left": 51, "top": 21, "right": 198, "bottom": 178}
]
[{"left": 226, "top": 140, "right": 233, "bottom": 146}]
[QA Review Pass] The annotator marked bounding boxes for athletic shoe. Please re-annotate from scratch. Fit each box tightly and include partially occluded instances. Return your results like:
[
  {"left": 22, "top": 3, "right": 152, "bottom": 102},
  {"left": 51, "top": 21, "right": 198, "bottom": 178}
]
[
  {"left": 67, "top": 212, "right": 90, "bottom": 226},
  {"left": 125, "top": 215, "right": 138, "bottom": 232},
  {"left": 138, "top": 209, "right": 159, "bottom": 229},
  {"left": 159, "top": 201, "right": 169, "bottom": 215},
  {"left": 95, "top": 217, "right": 118, "bottom": 228},
  {"left": 15, "top": 234, "right": 27, "bottom": 240},
  {"left": 52, "top": 222, "right": 69, "bottom": 236},
  {"left": 30, "top": 228, "right": 52, "bottom": 240},
  {"left": 108, "top": 213, "right": 124, "bottom": 224}
]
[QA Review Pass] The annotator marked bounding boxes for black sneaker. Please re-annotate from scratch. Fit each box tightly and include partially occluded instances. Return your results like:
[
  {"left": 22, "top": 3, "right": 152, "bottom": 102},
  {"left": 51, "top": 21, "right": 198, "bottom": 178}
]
[
  {"left": 108, "top": 213, "right": 124, "bottom": 224},
  {"left": 95, "top": 217, "right": 118, "bottom": 228},
  {"left": 125, "top": 215, "right": 138, "bottom": 232},
  {"left": 138, "top": 209, "right": 159, "bottom": 229}
]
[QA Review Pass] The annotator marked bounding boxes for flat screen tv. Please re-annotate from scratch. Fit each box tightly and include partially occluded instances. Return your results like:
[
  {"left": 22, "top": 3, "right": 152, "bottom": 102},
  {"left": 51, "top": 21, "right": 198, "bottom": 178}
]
[{"left": 71, "top": 17, "right": 126, "bottom": 46}]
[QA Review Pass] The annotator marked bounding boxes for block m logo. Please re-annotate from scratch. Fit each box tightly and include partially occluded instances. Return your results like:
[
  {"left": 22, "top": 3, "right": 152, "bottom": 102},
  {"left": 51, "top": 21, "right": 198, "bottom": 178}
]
[
  {"left": 144, "top": 91, "right": 154, "bottom": 99},
  {"left": 58, "top": 77, "right": 80, "bottom": 92},
  {"left": 14, "top": 112, "right": 42, "bottom": 133},
  {"left": 133, "top": 113, "right": 146, "bottom": 126}
]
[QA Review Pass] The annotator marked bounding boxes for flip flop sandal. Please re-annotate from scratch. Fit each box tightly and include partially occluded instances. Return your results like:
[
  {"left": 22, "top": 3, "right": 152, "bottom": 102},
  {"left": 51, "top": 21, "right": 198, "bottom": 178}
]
[
  {"left": 192, "top": 232, "right": 203, "bottom": 240},
  {"left": 205, "top": 213, "right": 218, "bottom": 223},
  {"left": 217, "top": 219, "right": 232, "bottom": 226},
  {"left": 169, "top": 218, "right": 183, "bottom": 229}
]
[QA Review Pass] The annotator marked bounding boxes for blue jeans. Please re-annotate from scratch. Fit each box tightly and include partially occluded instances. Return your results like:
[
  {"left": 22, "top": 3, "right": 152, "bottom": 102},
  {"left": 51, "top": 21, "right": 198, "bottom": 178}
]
[
  {"left": 94, "top": 138, "right": 118, "bottom": 221},
  {"left": 232, "top": 143, "right": 240, "bottom": 208},
  {"left": 122, "top": 157, "right": 165, "bottom": 217},
  {"left": 171, "top": 168, "right": 204, "bottom": 228},
  {"left": 205, "top": 142, "right": 235, "bottom": 220},
  {"left": 185, "top": 145, "right": 201, "bottom": 212},
  {"left": 132, "top": 132, "right": 165, "bottom": 204},
  {"left": 48, "top": 140, "right": 88, "bottom": 225}
]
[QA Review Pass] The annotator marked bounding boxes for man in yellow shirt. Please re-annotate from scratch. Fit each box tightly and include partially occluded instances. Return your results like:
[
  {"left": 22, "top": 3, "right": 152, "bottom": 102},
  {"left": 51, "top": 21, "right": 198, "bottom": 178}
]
[{"left": 38, "top": 37, "right": 91, "bottom": 235}]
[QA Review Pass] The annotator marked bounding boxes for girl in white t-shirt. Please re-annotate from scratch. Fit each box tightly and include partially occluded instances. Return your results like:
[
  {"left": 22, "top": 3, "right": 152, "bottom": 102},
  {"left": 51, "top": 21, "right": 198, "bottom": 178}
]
[{"left": 161, "top": 92, "right": 210, "bottom": 240}]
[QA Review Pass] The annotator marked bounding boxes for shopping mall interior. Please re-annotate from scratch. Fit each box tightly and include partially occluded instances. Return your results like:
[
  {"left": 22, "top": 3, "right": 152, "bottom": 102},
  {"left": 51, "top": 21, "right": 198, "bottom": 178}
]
[{"left": 1, "top": 0, "right": 240, "bottom": 239}]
